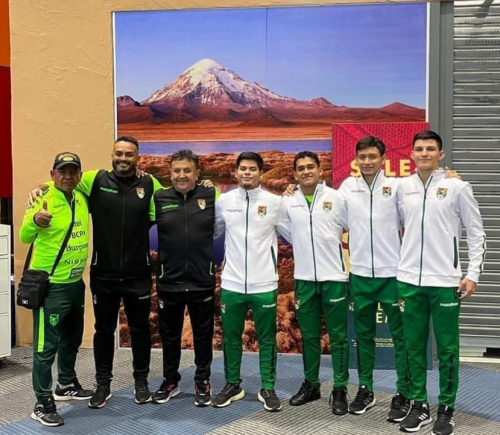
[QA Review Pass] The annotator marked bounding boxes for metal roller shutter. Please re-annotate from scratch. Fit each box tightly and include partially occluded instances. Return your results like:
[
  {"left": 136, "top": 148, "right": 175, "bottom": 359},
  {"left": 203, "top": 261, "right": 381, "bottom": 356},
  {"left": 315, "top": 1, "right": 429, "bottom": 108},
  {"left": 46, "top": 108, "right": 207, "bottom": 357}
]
[{"left": 454, "top": 0, "right": 500, "bottom": 351}]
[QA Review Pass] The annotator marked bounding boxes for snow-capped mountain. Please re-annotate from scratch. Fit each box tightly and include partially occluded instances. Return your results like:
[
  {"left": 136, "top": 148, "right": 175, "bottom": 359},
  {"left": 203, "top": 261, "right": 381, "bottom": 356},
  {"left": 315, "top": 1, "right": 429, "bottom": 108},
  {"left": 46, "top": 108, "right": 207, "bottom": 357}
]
[{"left": 141, "top": 58, "right": 322, "bottom": 110}]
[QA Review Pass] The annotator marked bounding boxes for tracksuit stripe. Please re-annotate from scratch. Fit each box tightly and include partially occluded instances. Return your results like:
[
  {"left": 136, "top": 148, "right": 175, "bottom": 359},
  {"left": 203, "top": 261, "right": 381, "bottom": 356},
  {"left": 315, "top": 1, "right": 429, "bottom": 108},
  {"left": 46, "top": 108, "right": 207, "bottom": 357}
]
[{"left": 37, "top": 308, "right": 45, "bottom": 353}]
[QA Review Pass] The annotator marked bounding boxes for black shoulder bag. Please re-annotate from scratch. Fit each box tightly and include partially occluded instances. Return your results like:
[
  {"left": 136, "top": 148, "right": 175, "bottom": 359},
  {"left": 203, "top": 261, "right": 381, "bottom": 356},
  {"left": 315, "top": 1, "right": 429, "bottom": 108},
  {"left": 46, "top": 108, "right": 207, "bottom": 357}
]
[{"left": 17, "top": 200, "right": 75, "bottom": 310}]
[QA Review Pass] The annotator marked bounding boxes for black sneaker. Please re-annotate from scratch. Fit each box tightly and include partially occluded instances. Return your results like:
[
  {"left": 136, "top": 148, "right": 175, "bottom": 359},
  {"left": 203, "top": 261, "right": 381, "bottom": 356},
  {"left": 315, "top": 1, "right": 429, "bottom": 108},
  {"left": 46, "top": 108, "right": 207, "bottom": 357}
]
[
  {"left": 194, "top": 381, "right": 212, "bottom": 407},
  {"left": 258, "top": 388, "right": 283, "bottom": 412},
  {"left": 349, "top": 385, "right": 376, "bottom": 415},
  {"left": 212, "top": 383, "right": 245, "bottom": 408},
  {"left": 54, "top": 379, "right": 93, "bottom": 401},
  {"left": 388, "top": 393, "right": 412, "bottom": 423},
  {"left": 88, "top": 384, "right": 112, "bottom": 409},
  {"left": 289, "top": 380, "right": 321, "bottom": 406},
  {"left": 134, "top": 380, "right": 152, "bottom": 404},
  {"left": 31, "top": 395, "right": 64, "bottom": 427},
  {"left": 432, "top": 405, "right": 455, "bottom": 435},
  {"left": 152, "top": 380, "right": 180, "bottom": 404},
  {"left": 399, "top": 401, "right": 432, "bottom": 432},
  {"left": 329, "top": 387, "right": 348, "bottom": 415}
]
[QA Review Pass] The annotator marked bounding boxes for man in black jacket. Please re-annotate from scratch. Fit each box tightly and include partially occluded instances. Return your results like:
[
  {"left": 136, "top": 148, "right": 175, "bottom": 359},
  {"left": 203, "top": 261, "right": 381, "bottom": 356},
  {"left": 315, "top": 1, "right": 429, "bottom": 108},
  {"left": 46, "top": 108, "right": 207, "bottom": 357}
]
[{"left": 152, "top": 149, "right": 217, "bottom": 407}]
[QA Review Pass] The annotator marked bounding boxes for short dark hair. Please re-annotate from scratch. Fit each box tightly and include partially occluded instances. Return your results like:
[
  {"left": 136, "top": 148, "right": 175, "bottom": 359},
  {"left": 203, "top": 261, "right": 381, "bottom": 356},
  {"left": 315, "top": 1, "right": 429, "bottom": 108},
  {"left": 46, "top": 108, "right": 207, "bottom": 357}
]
[
  {"left": 413, "top": 130, "right": 443, "bottom": 151},
  {"left": 355, "top": 136, "right": 386, "bottom": 157},
  {"left": 115, "top": 135, "right": 139, "bottom": 150},
  {"left": 293, "top": 151, "right": 320, "bottom": 170},
  {"left": 236, "top": 152, "right": 264, "bottom": 171},
  {"left": 171, "top": 149, "right": 199, "bottom": 169}
]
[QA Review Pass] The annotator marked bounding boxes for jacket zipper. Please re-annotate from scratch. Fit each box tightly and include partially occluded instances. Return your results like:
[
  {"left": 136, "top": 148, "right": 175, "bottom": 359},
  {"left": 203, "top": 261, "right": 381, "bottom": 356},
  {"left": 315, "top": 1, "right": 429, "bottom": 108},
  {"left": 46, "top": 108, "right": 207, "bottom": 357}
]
[
  {"left": 271, "top": 246, "right": 277, "bottom": 274},
  {"left": 245, "top": 192, "right": 249, "bottom": 293},
  {"left": 339, "top": 244, "right": 346, "bottom": 272},
  {"left": 308, "top": 191, "right": 318, "bottom": 282},
  {"left": 184, "top": 194, "right": 189, "bottom": 291},
  {"left": 453, "top": 236, "right": 458, "bottom": 268},
  {"left": 418, "top": 175, "right": 433, "bottom": 286},
  {"left": 120, "top": 186, "right": 126, "bottom": 280},
  {"left": 364, "top": 170, "right": 381, "bottom": 279}
]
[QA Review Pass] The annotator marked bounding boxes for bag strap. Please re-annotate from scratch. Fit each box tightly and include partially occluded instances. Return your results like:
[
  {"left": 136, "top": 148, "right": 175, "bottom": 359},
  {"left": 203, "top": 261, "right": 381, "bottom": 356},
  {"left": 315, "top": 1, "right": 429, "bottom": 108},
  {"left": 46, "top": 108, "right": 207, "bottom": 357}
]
[{"left": 23, "top": 196, "right": 76, "bottom": 276}]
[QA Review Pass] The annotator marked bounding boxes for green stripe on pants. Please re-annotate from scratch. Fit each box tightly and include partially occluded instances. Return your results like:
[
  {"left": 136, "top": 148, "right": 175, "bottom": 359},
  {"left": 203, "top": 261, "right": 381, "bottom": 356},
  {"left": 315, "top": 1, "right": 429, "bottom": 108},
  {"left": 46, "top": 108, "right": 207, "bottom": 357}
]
[{"left": 397, "top": 281, "right": 460, "bottom": 407}]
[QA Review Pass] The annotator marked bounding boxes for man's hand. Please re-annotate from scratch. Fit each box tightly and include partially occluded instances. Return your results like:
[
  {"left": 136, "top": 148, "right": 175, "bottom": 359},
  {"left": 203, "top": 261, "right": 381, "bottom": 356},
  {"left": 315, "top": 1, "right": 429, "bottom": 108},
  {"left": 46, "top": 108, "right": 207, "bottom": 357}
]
[
  {"left": 200, "top": 179, "right": 214, "bottom": 188},
  {"left": 444, "top": 166, "right": 461, "bottom": 180},
  {"left": 283, "top": 184, "right": 297, "bottom": 196},
  {"left": 34, "top": 201, "right": 52, "bottom": 228},
  {"left": 27, "top": 184, "right": 49, "bottom": 207},
  {"left": 458, "top": 277, "right": 477, "bottom": 300},
  {"left": 136, "top": 167, "right": 148, "bottom": 178}
]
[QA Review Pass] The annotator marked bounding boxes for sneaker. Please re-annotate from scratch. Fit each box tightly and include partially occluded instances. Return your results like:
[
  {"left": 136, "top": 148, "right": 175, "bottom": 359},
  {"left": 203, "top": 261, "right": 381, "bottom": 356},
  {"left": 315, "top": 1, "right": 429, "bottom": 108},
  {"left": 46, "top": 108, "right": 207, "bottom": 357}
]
[
  {"left": 349, "top": 385, "right": 376, "bottom": 415},
  {"left": 88, "top": 384, "right": 112, "bottom": 409},
  {"left": 212, "top": 383, "right": 245, "bottom": 408},
  {"left": 289, "top": 380, "right": 321, "bottom": 406},
  {"left": 54, "top": 379, "right": 93, "bottom": 401},
  {"left": 152, "top": 380, "right": 180, "bottom": 404},
  {"left": 31, "top": 395, "right": 64, "bottom": 427},
  {"left": 329, "top": 387, "right": 348, "bottom": 415},
  {"left": 134, "top": 380, "right": 152, "bottom": 404},
  {"left": 194, "top": 381, "right": 212, "bottom": 407},
  {"left": 399, "top": 401, "right": 432, "bottom": 432},
  {"left": 258, "top": 388, "right": 283, "bottom": 412},
  {"left": 432, "top": 405, "right": 455, "bottom": 435},
  {"left": 388, "top": 393, "right": 412, "bottom": 423}
]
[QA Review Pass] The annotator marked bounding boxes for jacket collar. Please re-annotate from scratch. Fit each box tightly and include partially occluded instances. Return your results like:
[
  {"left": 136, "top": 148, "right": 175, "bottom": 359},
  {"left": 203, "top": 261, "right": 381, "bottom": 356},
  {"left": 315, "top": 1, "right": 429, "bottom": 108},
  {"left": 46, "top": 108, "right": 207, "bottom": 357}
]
[{"left": 237, "top": 185, "right": 262, "bottom": 198}]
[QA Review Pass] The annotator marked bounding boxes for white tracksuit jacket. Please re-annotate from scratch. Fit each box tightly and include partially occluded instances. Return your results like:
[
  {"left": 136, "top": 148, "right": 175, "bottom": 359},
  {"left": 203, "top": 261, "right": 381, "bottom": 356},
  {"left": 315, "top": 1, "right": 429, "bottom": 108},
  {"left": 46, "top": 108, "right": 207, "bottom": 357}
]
[
  {"left": 277, "top": 183, "right": 348, "bottom": 282},
  {"left": 397, "top": 169, "right": 486, "bottom": 287},
  {"left": 215, "top": 185, "right": 282, "bottom": 294},
  {"left": 338, "top": 170, "right": 403, "bottom": 278}
]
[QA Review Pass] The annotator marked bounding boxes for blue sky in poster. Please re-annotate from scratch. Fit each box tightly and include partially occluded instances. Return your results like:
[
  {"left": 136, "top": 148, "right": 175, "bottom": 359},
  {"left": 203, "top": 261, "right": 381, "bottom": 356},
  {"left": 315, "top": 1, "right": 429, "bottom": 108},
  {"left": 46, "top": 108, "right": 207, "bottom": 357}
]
[{"left": 115, "top": 3, "right": 426, "bottom": 108}]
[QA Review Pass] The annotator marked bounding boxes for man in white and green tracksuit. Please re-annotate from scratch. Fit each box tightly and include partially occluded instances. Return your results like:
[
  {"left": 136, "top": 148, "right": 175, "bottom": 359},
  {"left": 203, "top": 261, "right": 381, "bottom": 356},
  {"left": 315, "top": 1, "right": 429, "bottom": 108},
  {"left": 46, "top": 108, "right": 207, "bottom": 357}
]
[
  {"left": 278, "top": 151, "right": 350, "bottom": 415},
  {"left": 397, "top": 130, "right": 486, "bottom": 435},
  {"left": 213, "top": 152, "right": 283, "bottom": 412},
  {"left": 338, "top": 136, "right": 410, "bottom": 421},
  {"left": 20, "top": 152, "right": 92, "bottom": 427}
]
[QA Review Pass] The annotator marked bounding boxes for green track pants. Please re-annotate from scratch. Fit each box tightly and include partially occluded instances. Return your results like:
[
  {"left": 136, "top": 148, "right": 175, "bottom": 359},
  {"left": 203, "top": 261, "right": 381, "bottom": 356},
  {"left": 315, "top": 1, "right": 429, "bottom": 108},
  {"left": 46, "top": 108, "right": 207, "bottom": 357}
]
[
  {"left": 295, "top": 280, "right": 349, "bottom": 388},
  {"left": 220, "top": 289, "right": 278, "bottom": 390},
  {"left": 32, "top": 280, "right": 85, "bottom": 403},
  {"left": 398, "top": 281, "right": 460, "bottom": 408},
  {"left": 350, "top": 274, "right": 409, "bottom": 396}
]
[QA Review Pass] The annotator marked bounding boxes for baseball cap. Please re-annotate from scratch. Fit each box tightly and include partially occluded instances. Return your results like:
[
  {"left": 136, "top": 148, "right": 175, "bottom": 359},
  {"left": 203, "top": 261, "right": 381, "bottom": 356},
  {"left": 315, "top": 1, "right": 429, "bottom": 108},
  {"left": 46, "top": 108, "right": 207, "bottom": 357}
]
[{"left": 53, "top": 152, "right": 82, "bottom": 170}]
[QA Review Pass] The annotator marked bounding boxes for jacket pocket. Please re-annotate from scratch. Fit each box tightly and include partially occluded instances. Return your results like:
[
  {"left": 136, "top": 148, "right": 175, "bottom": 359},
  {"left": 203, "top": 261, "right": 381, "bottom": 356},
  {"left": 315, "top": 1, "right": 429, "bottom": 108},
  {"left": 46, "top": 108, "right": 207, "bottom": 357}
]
[
  {"left": 453, "top": 236, "right": 458, "bottom": 269},
  {"left": 271, "top": 246, "right": 277, "bottom": 274},
  {"left": 339, "top": 244, "right": 346, "bottom": 272},
  {"left": 92, "top": 251, "right": 98, "bottom": 266}
]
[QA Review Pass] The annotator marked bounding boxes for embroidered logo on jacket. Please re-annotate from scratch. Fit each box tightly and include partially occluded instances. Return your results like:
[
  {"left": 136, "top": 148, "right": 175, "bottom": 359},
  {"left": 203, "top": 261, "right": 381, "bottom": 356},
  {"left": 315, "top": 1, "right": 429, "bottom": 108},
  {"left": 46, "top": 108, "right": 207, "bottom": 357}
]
[
  {"left": 323, "top": 201, "right": 332, "bottom": 213},
  {"left": 382, "top": 186, "right": 392, "bottom": 198},
  {"left": 398, "top": 299, "right": 405, "bottom": 312},
  {"left": 295, "top": 299, "right": 301, "bottom": 310},
  {"left": 258, "top": 205, "right": 267, "bottom": 217},
  {"left": 436, "top": 187, "right": 448, "bottom": 200},
  {"left": 198, "top": 199, "right": 206, "bottom": 210},
  {"left": 220, "top": 303, "right": 226, "bottom": 314},
  {"left": 136, "top": 188, "right": 145, "bottom": 199}
]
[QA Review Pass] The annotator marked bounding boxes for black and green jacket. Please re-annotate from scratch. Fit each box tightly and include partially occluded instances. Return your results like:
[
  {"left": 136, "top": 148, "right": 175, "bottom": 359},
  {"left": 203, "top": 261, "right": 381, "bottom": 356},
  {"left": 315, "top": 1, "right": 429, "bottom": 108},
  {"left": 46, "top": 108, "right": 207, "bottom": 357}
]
[
  {"left": 79, "top": 170, "right": 162, "bottom": 281},
  {"left": 154, "top": 184, "right": 217, "bottom": 294}
]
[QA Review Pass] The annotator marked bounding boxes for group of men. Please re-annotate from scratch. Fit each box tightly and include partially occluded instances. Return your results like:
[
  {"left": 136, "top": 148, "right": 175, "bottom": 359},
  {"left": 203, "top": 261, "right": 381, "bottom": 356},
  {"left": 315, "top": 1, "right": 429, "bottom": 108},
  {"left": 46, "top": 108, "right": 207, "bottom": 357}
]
[{"left": 20, "top": 130, "right": 486, "bottom": 435}]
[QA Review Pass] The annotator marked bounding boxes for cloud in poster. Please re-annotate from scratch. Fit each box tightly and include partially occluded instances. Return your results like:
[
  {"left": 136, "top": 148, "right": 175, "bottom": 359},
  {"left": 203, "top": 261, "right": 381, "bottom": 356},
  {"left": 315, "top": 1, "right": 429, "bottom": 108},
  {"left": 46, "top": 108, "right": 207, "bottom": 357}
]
[{"left": 114, "top": 4, "right": 426, "bottom": 108}]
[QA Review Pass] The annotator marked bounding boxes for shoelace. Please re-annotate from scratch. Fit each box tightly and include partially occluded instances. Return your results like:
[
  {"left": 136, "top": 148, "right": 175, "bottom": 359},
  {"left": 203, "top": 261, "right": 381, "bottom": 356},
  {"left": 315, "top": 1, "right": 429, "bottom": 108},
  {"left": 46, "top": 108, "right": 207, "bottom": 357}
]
[
  {"left": 391, "top": 394, "right": 405, "bottom": 410},
  {"left": 352, "top": 389, "right": 370, "bottom": 405},
  {"left": 436, "top": 410, "right": 454, "bottom": 425},
  {"left": 329, "top": 389, "right": 347, "bottom": 406},
  {"left": 196, "top": 383, "right": 210, "bottom": 395},
  {"left": 42, "top": 398, "right": 57, "bottom": 413}
]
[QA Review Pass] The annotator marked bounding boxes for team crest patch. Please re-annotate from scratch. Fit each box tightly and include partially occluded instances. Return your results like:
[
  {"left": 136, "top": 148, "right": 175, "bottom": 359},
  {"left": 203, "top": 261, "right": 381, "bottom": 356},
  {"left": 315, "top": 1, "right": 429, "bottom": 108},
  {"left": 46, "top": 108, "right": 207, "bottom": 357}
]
[
  {"left": 198, "top": 199, "right": 206, "bottom": 210},
  {"left": 49, "top": 314, "right": 59, "bottom": 327},
  {"left": 398, "top": 299, "right": 405, "bottom": 313},
  {"left": 323, "top": 201, "right": 332, "bottom": 213},
  {"left": 437, "top": 187, "right": 448, "bottom": 200},
  {"left": 295, "top": 299, "right": 301, "bottom": 310},
  {"left": 136, "top": 187, "right": 145, "bottom": 199},
  {"left": 220, "top": 303, "right": 226, "bottom": 314},
  {"left": 159, "top": 300, "right": 164, "bottom": 310},
  {"left": 349, "top": 300, "right": 355, "bottom": 311},
  {"left": 258, "top": 205, "right": 267, "bottom": 217},
  {"left": 382, "top": 186, "right": 392, "bottom": 198}
]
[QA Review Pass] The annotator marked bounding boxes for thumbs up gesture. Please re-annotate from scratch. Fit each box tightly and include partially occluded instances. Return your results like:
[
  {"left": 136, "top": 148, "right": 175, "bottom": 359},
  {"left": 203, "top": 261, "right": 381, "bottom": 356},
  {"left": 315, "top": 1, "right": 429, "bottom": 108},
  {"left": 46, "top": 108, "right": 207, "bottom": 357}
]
[{"left": 34, "top": 200, "right": 53, "bottom": 228}]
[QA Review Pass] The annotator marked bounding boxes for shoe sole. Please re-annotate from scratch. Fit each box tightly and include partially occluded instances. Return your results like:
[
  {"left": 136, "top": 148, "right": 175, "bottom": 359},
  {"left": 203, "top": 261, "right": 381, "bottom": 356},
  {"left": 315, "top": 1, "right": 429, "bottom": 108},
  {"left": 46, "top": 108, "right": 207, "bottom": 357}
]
[
  {"left": 54, "top": 394, "right": 93, "bottom": 401},
  {"left": 431, "top": 430, "right": 453, "bottom": 435},
  {"left": 152, "top": 387, "right": 180, "bottom": 404},
  {"left": 134, "top": 395, "right": 152, "bottom": 404},
  {"left": 388, "top": 412, "right": 410, "bottom": 423},
  {"left": 257, "top": 392, "right": 283, "bottom": 412},
  {"left": 212, "top": 389, "right": 245, "bottom": 408},
  {"left": 30, "top": 413, "right": 64, "bottom": 427},
  {"left": 289, "top": 393, "right": 321, "bottom": 406},
  {"left": 332, "top": 408, "right": 349, "bottom": 416},
  {"left": 399, "top": 417, "right": 433, "bottom": 433},
  {"left": 88, "top": 393, "right": 112, "bottom": 409},
  {"left": 349, "top": 398, "right": 376, "bottom": 415},
  {"left": 194, "top": 398, "right": 212, "bottom": 407}
]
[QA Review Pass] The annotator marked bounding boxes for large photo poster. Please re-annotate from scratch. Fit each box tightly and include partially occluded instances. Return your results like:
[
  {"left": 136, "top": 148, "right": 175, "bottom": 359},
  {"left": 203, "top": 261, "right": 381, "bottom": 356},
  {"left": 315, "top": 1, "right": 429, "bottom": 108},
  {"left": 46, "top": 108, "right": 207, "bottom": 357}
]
[{"left": 114, "top": 3, "right": 428, "bottom": 351}]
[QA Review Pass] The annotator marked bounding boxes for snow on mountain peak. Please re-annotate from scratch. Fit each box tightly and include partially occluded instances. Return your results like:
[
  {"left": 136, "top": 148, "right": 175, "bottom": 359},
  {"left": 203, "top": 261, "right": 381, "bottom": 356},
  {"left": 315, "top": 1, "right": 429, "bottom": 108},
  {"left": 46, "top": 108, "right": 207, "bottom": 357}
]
[{"left": 189, "top": 58, "right": 221, "bottom": 73}]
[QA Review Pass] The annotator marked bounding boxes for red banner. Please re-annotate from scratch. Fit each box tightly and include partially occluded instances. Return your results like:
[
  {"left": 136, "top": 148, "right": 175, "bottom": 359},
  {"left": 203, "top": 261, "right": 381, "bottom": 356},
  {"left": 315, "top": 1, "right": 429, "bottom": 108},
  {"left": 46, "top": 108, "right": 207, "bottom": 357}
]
[{"left": 332, "top": 122, "right": 428, "bottom": 189}]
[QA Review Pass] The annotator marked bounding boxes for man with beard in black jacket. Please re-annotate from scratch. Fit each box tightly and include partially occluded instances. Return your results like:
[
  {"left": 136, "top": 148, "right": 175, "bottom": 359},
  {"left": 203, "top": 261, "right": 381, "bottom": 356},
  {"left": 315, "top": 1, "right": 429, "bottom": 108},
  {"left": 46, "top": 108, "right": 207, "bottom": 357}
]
[{"left": 151, "top": 149, "right": 218, "bottom": 407}]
